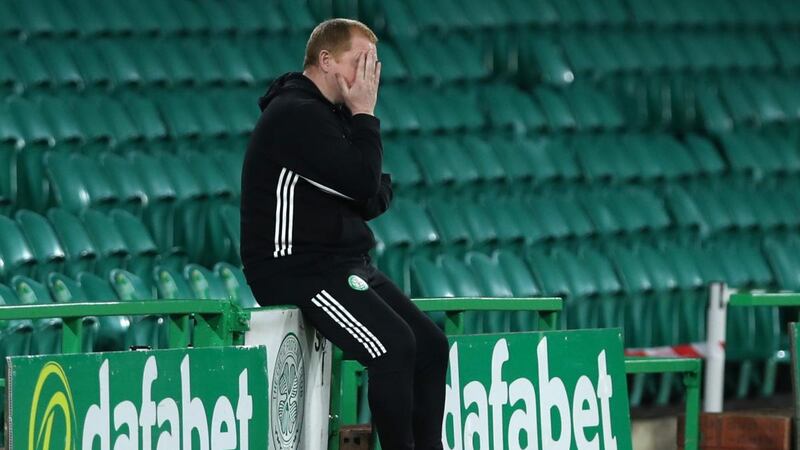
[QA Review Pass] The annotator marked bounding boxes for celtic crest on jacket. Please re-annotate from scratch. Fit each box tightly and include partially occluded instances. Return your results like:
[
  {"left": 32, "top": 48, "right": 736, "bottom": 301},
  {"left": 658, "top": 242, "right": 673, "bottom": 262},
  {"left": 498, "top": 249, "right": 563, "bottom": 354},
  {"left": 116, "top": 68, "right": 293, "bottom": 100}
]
[{"left": 272, "top": 332, "right": 306, "bottom": 449}]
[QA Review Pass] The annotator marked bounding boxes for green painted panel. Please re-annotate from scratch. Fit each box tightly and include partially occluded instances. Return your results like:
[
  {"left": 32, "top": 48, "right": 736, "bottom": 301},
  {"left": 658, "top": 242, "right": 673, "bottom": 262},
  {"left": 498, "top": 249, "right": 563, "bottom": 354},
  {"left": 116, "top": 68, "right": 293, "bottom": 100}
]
[
  {"left": 7, "top": 346, "right": 268, "bottom": 450},
  {"left": 443, "top": 329, "right": 631, "bottom": 450}
]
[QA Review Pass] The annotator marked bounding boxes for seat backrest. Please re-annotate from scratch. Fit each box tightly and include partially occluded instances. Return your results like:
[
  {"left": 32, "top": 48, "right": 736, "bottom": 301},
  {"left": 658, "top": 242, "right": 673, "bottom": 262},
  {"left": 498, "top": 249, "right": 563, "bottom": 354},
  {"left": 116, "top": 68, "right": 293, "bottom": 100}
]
[
  {"left": 11, "top": 275, "right": 53, "bottom": 304},
  {"left": 77, "top": 272, "right": 118, "bottom": 302},
  {"left": 108, "top": 269, "right": 153, "bottom": 301},
  {"left": 214, "top": 262, "right": 257, "bottom": 308},
  {"left": 153, "top": 266, "right": 195, "bottom": 299},
  {"left": 464, "top": 252, "right": 514, "bottom": 297},
  {"left": 15, "top": 209, "right": 66, "bottom": 267},
  {"left": 47, "top": 272, "right": 88, "bottom": 302},
  {"left": 183, "top": 263, "right": 229, "bottom": 300},
  {"left": 0, "top": 215, "right": 36, "bottom": 281}
]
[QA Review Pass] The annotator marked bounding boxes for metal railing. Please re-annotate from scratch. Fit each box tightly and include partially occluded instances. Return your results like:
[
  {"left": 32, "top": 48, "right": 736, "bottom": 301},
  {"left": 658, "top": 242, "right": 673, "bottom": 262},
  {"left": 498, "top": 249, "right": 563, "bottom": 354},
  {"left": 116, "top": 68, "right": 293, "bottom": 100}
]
[
  {"left": 328, "top": 296, "right": 563, "bottom": 450},
  {"left": 0, "top": 299, "right": 250, "bottom": 353}
]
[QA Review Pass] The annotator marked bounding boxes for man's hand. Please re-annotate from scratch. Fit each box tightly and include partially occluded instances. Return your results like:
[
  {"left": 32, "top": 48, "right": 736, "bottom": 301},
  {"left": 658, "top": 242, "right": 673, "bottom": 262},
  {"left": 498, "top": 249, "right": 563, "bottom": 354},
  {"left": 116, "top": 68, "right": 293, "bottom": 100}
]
[{"left": 336, "top": 48, "right": 381, "bottom": 116}]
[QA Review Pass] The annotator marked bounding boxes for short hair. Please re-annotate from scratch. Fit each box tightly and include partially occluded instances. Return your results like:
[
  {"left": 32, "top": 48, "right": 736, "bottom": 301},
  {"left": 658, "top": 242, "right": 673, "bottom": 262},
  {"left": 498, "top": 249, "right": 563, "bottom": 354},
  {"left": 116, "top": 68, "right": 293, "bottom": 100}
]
[{"left": 303, "top": 18, "right": 378, "bottom": 69}]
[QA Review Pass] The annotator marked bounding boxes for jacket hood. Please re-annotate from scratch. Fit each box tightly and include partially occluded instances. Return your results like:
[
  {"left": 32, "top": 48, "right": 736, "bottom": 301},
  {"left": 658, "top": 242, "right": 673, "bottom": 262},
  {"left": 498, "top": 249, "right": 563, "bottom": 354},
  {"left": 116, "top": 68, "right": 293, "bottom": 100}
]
[{"left": 258, "top": 72, "right": 331, "bottom": 111}]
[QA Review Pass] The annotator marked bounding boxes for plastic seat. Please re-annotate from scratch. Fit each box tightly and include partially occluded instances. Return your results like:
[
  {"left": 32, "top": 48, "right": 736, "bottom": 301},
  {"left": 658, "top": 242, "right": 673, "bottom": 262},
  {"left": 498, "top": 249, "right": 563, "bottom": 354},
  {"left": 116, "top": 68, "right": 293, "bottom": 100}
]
[
  {"left": 153, "top": 265, "right": 195, "bottom": 300},
  {"left": 11, "top": 275, "right": 63, "bottom": 355},
  {"left": 0, "top": 283, "right": 33, "bottom": 371},
  {"left": 184, "top": 263, "right": 229, "bottom": 300},
  {"left": 0, "top": 215, "right": 36, "bottom": 283},
  {"left": 482, "top": 83, "right": 546, "bottom": 132},
  {"left": 534, "top": 87, "right": 577, "bottom": 130},
  {"left": 438, "top": 254, "right": 484, "bottom": 333},
  {"left": 81, "top": 209, "right": 130, "bottom": 277},
  {"left": 108, "top": 269, "right": 164, "bottom": 349},
  {"left": 215, "top": 262, "right": 257, "bottom": 308},
  {"left": 15, "top": 210, "right": 66, "bottom": 282},
  {"left": 110, "top": 209, "right": 160, "bottom": 282},
  {"left": 465, "top": 252, "right": 512, "bottom": 333}
]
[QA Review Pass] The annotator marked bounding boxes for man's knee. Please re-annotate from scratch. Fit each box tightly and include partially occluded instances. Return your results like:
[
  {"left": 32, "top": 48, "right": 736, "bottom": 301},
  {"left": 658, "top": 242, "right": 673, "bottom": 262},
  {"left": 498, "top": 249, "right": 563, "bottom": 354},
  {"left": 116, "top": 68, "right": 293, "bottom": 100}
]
[{"left": 369, "top": 322, "right": 416, "bottom": 371}]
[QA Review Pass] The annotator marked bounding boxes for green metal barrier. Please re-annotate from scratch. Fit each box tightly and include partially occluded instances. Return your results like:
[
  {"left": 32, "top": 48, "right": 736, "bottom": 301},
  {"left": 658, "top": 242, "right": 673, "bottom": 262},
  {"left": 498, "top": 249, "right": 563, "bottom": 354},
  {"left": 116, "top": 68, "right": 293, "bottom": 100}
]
[
  {"left": 625, "top": 357, "right": 702, "bottom": 450},
  {"left": 329, "top": 297, "right": 562, "bottom": 450},
  {"left": 0, "top": 299, "right": 250, "bottom": 353},
  {"left": 705, "top": 286, "right": 800, "bottom": 412}
]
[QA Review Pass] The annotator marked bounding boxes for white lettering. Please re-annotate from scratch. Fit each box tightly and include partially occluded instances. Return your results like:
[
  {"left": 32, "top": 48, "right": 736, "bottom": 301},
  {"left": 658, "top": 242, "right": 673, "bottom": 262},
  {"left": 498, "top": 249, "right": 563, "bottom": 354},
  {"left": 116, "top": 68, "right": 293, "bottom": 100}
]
[
  {"left": 538, "top": 338, "right": 570, "bottom": 450},
  {"left": 83, "top": 360, "right": 111, "bottom": 450},
  {"left": 442, "top": 343, "right": 463, "bottom": 450},
  {"left": 181, "top": 355, "right": 209, "bottom": 450},
  {"left": 572, "top": 376, "right": 599, "bottom": 450}
]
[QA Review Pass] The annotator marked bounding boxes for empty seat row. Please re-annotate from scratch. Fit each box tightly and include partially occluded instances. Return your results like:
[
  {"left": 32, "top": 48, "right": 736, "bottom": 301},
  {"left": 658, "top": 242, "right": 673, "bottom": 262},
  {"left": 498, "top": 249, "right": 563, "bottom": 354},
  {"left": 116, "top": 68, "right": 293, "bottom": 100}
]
[
  {"left": 0, "top": 205, "right": 242, "bottom": 288},
  {"left": 609, "top": 73, "right": 800, "bottom": 131},
  {"left": 0, "top": 261, "right": 255, "bottom": 355},
  {"left": 0, "top": 0, "right": 314, "bottom": 38},
  {"left": 666, "top": 184, "right": 800, "bottom": 235},
  {"left": 407, "top": 240, "right": 780, "bottom": 402},
  {"left": 368, "top": 0, "right": 800, "bottom": 34},
  {"left": 0, "top": 36, "right": 426, "bottom": 92},
  {"left": 526, "top": 30, "right": 790, "bottom": 87},
  {"left": 0, "top": 92, "right": 256, "bottom": 148},
  {"left": 384, "top": 133, "right": 725, "bottom": 196}
]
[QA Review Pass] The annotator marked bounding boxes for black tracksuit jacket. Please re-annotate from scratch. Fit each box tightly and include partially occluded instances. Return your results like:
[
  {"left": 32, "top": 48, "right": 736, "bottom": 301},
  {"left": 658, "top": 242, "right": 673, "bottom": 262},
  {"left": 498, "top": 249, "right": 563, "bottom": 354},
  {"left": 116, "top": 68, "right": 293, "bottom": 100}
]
[{"left": 240, "top": 72, "right": 392, "bottom": 276}]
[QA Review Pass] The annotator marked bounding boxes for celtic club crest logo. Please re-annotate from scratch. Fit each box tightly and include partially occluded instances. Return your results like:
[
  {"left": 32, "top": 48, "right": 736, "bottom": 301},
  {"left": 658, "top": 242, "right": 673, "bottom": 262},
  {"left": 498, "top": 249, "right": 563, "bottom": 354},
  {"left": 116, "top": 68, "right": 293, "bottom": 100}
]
[{"left": 271, "top": 333, "right": 305, "bottom": 450}]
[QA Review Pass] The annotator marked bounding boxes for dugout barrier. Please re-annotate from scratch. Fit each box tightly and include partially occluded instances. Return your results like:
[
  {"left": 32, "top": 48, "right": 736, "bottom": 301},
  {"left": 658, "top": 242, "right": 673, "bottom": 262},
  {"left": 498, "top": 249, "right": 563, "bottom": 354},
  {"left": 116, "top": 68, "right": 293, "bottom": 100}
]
[
  {"left": 332, "top": 297, "right": 701, "bottom": 450},
  {"left": 0, "top": 296, "right": 702, "bottom": 450}
]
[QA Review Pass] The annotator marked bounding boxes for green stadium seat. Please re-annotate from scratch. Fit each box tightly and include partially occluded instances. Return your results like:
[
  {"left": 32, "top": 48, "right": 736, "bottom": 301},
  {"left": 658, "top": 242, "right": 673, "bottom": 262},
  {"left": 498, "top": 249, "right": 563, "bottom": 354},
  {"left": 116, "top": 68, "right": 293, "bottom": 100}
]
[
  {"left": 108, "top": 268, "right": 165, "bottom": 348},
  {"left": 110, "top": 209, "right": 161, "bottom": 282},
  {"left": 120, "top": 93, "right": 168, "bottom": 140},
  {"left": 48, "top": 208, "right": 98, "bottom": 277},
  {"left": 482, "top": 83, "right": 547, "bottom": 132},
  {"left": 138, "top": 0, "right": 185, "bottom": 35},
  {"left": 214, "top": 262, "right": 257, "bottom": 308},
  {"left": 11, "top": 275, "right": 63, "bottom": 355},
  {"left": 277, "top": 0, "right": 315, "bottom": 33},
  {"left": 81, "top": 209, "right": 130, "bottom": 276},
  {"left": 15, "top": 210, "right": 66, "bottom": 281},
  {"left": 465, "top": 252, "right": 512, "bottom": 333},
  {"left": 534, "top": 87, "right": 577, "bottom": 130},
  {"left": 154, "top": 266, "right": 195, "bottom": 299},
  {"left": 0, "top": 283, "right": 33, "bottom": 369},
  {"left": 184, "top": 263, "right": 229, "bottom": 300},
  {"left": 217, "top": 203, "right": 241, "bottom": 264},
  {"left": 436, "top": 254, "right": 484, "bottom": 333},
  {"left": 45, "top": 151, "right": 91, "bottom": 213},
  {"left": 521, "top": 37, "right": 574, "bottom": 86},
  {"left": 0, "top": 215, "right": 36, "bottom": 282},
  {"left": 70, "top": 42, "right": 114, "bottom": 89},
  {"left": 98, "top": 152, "right": 145, "bottom": 213}
]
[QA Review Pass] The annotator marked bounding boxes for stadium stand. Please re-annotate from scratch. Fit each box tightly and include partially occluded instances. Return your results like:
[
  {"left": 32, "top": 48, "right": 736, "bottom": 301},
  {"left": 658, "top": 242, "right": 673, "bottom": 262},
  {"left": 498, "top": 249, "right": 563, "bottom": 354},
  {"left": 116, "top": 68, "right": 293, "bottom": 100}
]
[{"left": 0, "top": 0, "right": 798, "bottom": 407}]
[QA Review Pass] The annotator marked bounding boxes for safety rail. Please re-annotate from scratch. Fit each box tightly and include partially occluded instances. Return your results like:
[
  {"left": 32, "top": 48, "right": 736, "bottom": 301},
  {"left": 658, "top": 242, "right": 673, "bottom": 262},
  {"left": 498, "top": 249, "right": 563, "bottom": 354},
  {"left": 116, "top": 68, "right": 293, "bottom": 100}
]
[
  {"left": 705, "top": 284, "right": 800, "bottom": 412},
  {"left": 328, "top": 296, "right": 562, "bottom": 450},
  {"left": 0, "top": 299, "right": 250, "bottom": 353},
  {"left": 625, "top": 357, "right": 702, "bottom": 450}
]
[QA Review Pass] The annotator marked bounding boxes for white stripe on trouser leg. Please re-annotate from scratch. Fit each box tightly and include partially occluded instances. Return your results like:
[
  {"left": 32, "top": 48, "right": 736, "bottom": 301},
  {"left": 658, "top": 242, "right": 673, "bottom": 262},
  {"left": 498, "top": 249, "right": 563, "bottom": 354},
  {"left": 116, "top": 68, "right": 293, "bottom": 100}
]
[
  {"left": 273, "top": 168, "right": 288, "bottom": 258},
  {"left": 311, "top": 295, "right": 378, "bottom": 358},
  {"left": 314, "top": 293, "right": 383, "bottom": 358},
  {"left": 279, "top": 171, "right": 291, "bottom": 256},
  {"left": 286, "top": 173, "right": 299, "bottom": 255},
  {"left": 321, "top": 290, "right": 388, "bottom": 355}
]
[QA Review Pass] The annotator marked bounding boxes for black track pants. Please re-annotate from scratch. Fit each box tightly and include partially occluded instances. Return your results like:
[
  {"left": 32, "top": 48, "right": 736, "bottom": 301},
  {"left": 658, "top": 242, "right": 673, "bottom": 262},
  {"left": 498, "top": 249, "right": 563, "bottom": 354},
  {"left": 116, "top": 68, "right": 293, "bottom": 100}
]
[{"left": 245, "top": 254, "right": 450, "bottom": 450}]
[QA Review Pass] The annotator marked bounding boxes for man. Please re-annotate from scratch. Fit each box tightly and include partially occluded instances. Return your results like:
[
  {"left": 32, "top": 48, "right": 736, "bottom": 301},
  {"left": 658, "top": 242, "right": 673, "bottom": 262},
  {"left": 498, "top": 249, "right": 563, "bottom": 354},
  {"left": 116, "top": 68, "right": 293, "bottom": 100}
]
[{"left": 240, "top": 18, "right": 449, "bottom": 450}]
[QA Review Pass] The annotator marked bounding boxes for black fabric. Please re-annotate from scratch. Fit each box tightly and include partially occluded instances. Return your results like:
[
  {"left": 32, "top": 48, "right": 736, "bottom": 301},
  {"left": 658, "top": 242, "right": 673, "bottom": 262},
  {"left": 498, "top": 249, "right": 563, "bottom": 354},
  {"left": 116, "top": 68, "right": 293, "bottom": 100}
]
[
  {"left": 241, "top": 72, "right": 391, "bottom": 272},
  {"left": 246, "top": 255, "right": 449, "bottom": 450}
]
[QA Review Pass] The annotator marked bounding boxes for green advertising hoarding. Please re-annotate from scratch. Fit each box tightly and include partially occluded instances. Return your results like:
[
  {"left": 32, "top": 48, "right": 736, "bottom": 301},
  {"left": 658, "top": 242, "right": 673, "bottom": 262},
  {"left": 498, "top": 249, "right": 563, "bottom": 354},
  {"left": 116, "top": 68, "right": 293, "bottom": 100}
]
[
  {"left": 443, "top": 329, "right": 632, "bottom": 450},
  {"left": 7, "top": 346, "right": 268, "bottom": 450}
]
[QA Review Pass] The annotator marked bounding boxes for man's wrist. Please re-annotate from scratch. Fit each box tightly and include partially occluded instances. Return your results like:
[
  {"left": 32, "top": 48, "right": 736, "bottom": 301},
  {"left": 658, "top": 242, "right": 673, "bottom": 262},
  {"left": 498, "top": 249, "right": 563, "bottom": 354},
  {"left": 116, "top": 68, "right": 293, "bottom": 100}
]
[{"left": 351, "top": 110, "right": 374, "bottom": 116}]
